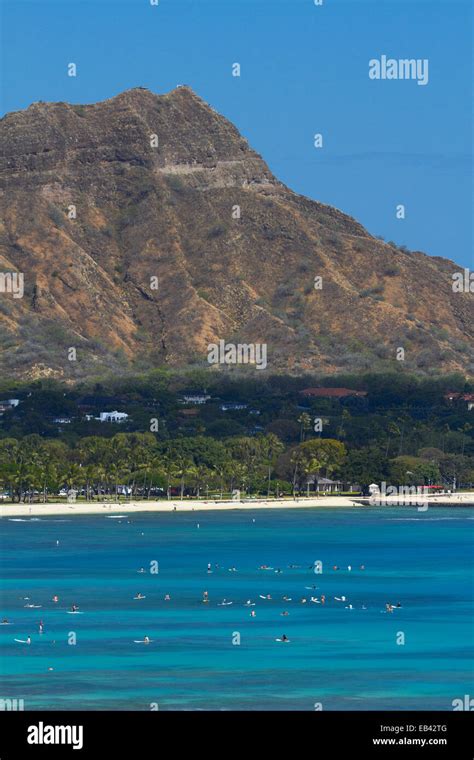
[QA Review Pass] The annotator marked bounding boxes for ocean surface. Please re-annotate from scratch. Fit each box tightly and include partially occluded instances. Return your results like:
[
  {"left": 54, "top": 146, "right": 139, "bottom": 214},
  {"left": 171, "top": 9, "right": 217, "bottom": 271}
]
[{"left": 1, "top": 506, "right": 473, "bottom": 711}]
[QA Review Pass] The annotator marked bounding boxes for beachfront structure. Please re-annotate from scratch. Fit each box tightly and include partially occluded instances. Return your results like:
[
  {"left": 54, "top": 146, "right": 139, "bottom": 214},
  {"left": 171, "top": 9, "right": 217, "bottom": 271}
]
[
  {"left": 306, "top": 476, "right": 343, "bottom": 493},
  {"left": 98, "top": 411, "right": 129, "bottom": 423},
  {"left": 53, "top": 417, "right": 72, "bottom": 424}
]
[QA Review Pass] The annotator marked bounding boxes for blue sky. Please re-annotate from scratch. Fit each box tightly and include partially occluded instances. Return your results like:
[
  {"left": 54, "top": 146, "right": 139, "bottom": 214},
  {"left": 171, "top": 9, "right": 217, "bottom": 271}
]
[{"left": 1, "top": 0, "right": 472, "bottom": 267}]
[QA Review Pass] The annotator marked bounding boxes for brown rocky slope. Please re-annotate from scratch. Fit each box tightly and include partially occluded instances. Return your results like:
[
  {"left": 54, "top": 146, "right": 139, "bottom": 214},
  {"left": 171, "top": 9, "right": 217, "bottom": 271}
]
[{"left": 0, "top": 86, "right": 472, "bottom": 379}]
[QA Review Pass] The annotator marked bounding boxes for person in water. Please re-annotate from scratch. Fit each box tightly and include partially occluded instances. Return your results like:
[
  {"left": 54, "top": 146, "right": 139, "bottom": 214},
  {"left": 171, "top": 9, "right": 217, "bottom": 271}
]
[
  {"left": 164, "top": 594, "right": 171, "bottom": 601},
  {"left": 144, "top": 636, "right": 150, "bottom": 644},
  {"left": 26, "top": 636, "right": 31, "bottom": 645},
  {"left": 71, "top": 604, "right": 78, "bottom": 612},
  {"left": 52, "top": 595, "right": 59, "bottom": 603},
  {"left": 281, "top": 634, "right": 289, "bottom": 642},
  {"left": 39, "top": 620, "right": 44, "bottom": 634}
]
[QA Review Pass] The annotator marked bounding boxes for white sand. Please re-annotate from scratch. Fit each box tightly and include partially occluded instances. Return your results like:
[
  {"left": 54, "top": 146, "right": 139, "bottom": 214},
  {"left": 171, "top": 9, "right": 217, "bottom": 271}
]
[{"left": 1, "top": 493, "right": 473, "bottom": 517}]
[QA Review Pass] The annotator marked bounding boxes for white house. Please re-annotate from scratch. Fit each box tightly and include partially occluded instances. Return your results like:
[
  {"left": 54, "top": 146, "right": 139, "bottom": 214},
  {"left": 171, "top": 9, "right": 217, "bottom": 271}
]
[
  {"left": 220, "top": 402, "right": 248, "bottom": 411},
  {"left": 181, "top": 394, "right": 211, "bottom": 405},
  {"left": 98, "top": 411, "right": 129, "bottom": 423},
  {"left": 0, "top": 399, "right": 20, "bottom": 415}
]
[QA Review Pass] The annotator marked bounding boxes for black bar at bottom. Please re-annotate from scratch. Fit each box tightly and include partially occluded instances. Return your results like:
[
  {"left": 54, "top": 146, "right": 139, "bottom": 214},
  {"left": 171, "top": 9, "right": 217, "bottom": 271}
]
[{"left": 0, "top": 711, "right": 473, "bottom": 758}]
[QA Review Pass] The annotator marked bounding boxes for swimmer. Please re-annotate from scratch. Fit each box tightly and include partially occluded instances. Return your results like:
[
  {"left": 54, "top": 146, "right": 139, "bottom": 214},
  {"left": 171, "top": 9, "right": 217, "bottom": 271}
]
[
  {"left": 52, "top": 595, "right": 59, "bottom": 603},
  {"left": 207, "top": 563, "right": 212, "bottom": 573},
  {"left": 144, "top": 636, "right": 150, "bottom": 644},
  {"left": 137, "top": 568, "right": 146, "bottom": 574},
  {"left": 164, "top": 594, "right": 171, "bottom": 601},
  {"left": 320, "top": 595, "right": 326, "bottom": 605},
  {"left": 281, "top": 634, "right": 289, "bottom": 642},
  {"left": 1, "top": 618, "right": 10, "bottom": 625},
  {"left": 281, "top": 611, "right": 289, "bottom": 616},
  {"left": 250, "top": 610, "right": 256, "bottom": 617},
  {"left": 71, "top": 604, "right": 78, "bottom": 612},
  {"left": 134, "top": 593, "right": 145, "bottom": 600},
  {"left": 301, "top": 598, "right": 307, "bottom": 604},
  {"left": 39, "top": 620, "right": 44, "bottom": 634},
  {"left": 26, "top": 636, "right": 31, "bottom": 645}
]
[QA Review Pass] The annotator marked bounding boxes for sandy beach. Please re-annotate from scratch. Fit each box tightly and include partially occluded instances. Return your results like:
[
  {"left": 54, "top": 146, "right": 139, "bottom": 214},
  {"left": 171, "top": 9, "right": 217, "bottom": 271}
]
[{"left": 1, "top": 493, "right": 473, "bottom": 517}]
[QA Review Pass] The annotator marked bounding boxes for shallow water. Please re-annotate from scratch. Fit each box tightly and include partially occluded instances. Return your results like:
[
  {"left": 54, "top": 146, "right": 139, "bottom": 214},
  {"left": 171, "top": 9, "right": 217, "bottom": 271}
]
[{"left": 0, "top": 506, "right": 473, "bottom": 710}]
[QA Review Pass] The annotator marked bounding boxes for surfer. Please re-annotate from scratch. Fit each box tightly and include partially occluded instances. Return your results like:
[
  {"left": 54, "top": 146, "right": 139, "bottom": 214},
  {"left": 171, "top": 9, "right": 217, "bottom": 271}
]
[
  {"left": 281, "top": 611, "right": 289, "bottom": 616},
  {"left": 320, "top": 595, "right": 326, "bottom": 605},
  {"left": 207, "top": 563, "right": 212, "bottom": 573},
  {"left": 26, "top": 636, "right": 31, "bottom": 645},
  {"left": 164, "top": 594, "right": 171, "bottom": 601},
  {"left": 134, "top": 593, "right": 145, "bottom": 600},
  {"left": 39, "top": 620, "right": 44, "bottom": 634},
  {"left": 137, "top": 568, "right": 145, "bottom": 574},
  {"left": 71, "top": 604, "right": 78, "bottom": 613},
  {"left": 52, "top": 595, "right": 59, "bottom": 603},
  {"left": 281, "top": 634, "right": 289, "bottom": 642},
  {"left": 144, "top": 636, "right": 150, "bottom": 644},
  {"left": 250, "top": 610, "right": 256, "bottom": 617},
  {"left": 202, "top": 591, "right": 209, "bottom": 603}
]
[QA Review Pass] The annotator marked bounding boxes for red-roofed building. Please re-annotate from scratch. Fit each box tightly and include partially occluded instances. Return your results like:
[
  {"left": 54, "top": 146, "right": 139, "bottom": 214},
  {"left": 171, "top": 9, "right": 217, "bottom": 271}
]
[
  {"left": 445, "top": 392, "right": 474, "bottom": 410},
  {"left": 300, "top": 387, "right": 367, "bottom": 399}
]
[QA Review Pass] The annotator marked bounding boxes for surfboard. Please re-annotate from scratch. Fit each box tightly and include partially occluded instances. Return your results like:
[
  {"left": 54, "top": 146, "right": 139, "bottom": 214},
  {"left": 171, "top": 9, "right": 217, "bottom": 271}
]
[
  {"left": 14, "top": 638, "right": 29, "bottom": 643},
  {"left": 133, "top": 639, "right": 153, "bottom": 643},
  {"left": 66, "top": 611, "right": 83, "bottom": 614},
  {"left": 275, "top": 638, "right": 290, "bottom": 643}
]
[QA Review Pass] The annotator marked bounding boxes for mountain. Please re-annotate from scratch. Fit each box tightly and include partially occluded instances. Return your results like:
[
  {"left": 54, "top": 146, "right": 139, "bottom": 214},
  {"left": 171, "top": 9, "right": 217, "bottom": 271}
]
[{"left": 0, "top": 86, "right": 472, "bottom": 380}]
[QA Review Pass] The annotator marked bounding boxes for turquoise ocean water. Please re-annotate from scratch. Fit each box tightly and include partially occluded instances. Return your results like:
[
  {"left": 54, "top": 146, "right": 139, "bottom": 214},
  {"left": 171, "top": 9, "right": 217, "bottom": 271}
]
[{"left": 1, "top": 506, "right": 473, "bottom": 710}]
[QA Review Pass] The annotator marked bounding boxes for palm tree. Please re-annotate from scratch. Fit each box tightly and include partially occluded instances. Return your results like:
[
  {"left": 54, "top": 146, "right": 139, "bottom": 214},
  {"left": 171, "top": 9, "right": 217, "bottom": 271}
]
[{"left": 297, "top": 412, "right": 312, "bottom": 442}]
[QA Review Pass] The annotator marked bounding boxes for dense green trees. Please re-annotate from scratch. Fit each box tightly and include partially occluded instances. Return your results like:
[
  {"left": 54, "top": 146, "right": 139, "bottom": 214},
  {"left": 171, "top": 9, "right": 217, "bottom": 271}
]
[{"left": 0, "top": 369, "right": 472, "bottom": 502}]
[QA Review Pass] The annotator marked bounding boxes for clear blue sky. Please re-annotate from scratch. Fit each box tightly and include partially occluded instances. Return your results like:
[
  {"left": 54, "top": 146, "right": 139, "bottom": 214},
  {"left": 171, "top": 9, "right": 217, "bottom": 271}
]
[{"left": 1, "top": 0, "right": 472, "bottom": 267}]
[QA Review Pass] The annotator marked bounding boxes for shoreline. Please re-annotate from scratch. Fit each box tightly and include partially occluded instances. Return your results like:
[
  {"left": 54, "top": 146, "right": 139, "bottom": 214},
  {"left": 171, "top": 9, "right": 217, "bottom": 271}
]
[{"left": 1, "top": 493, "right": 474, "bottom": 517}]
